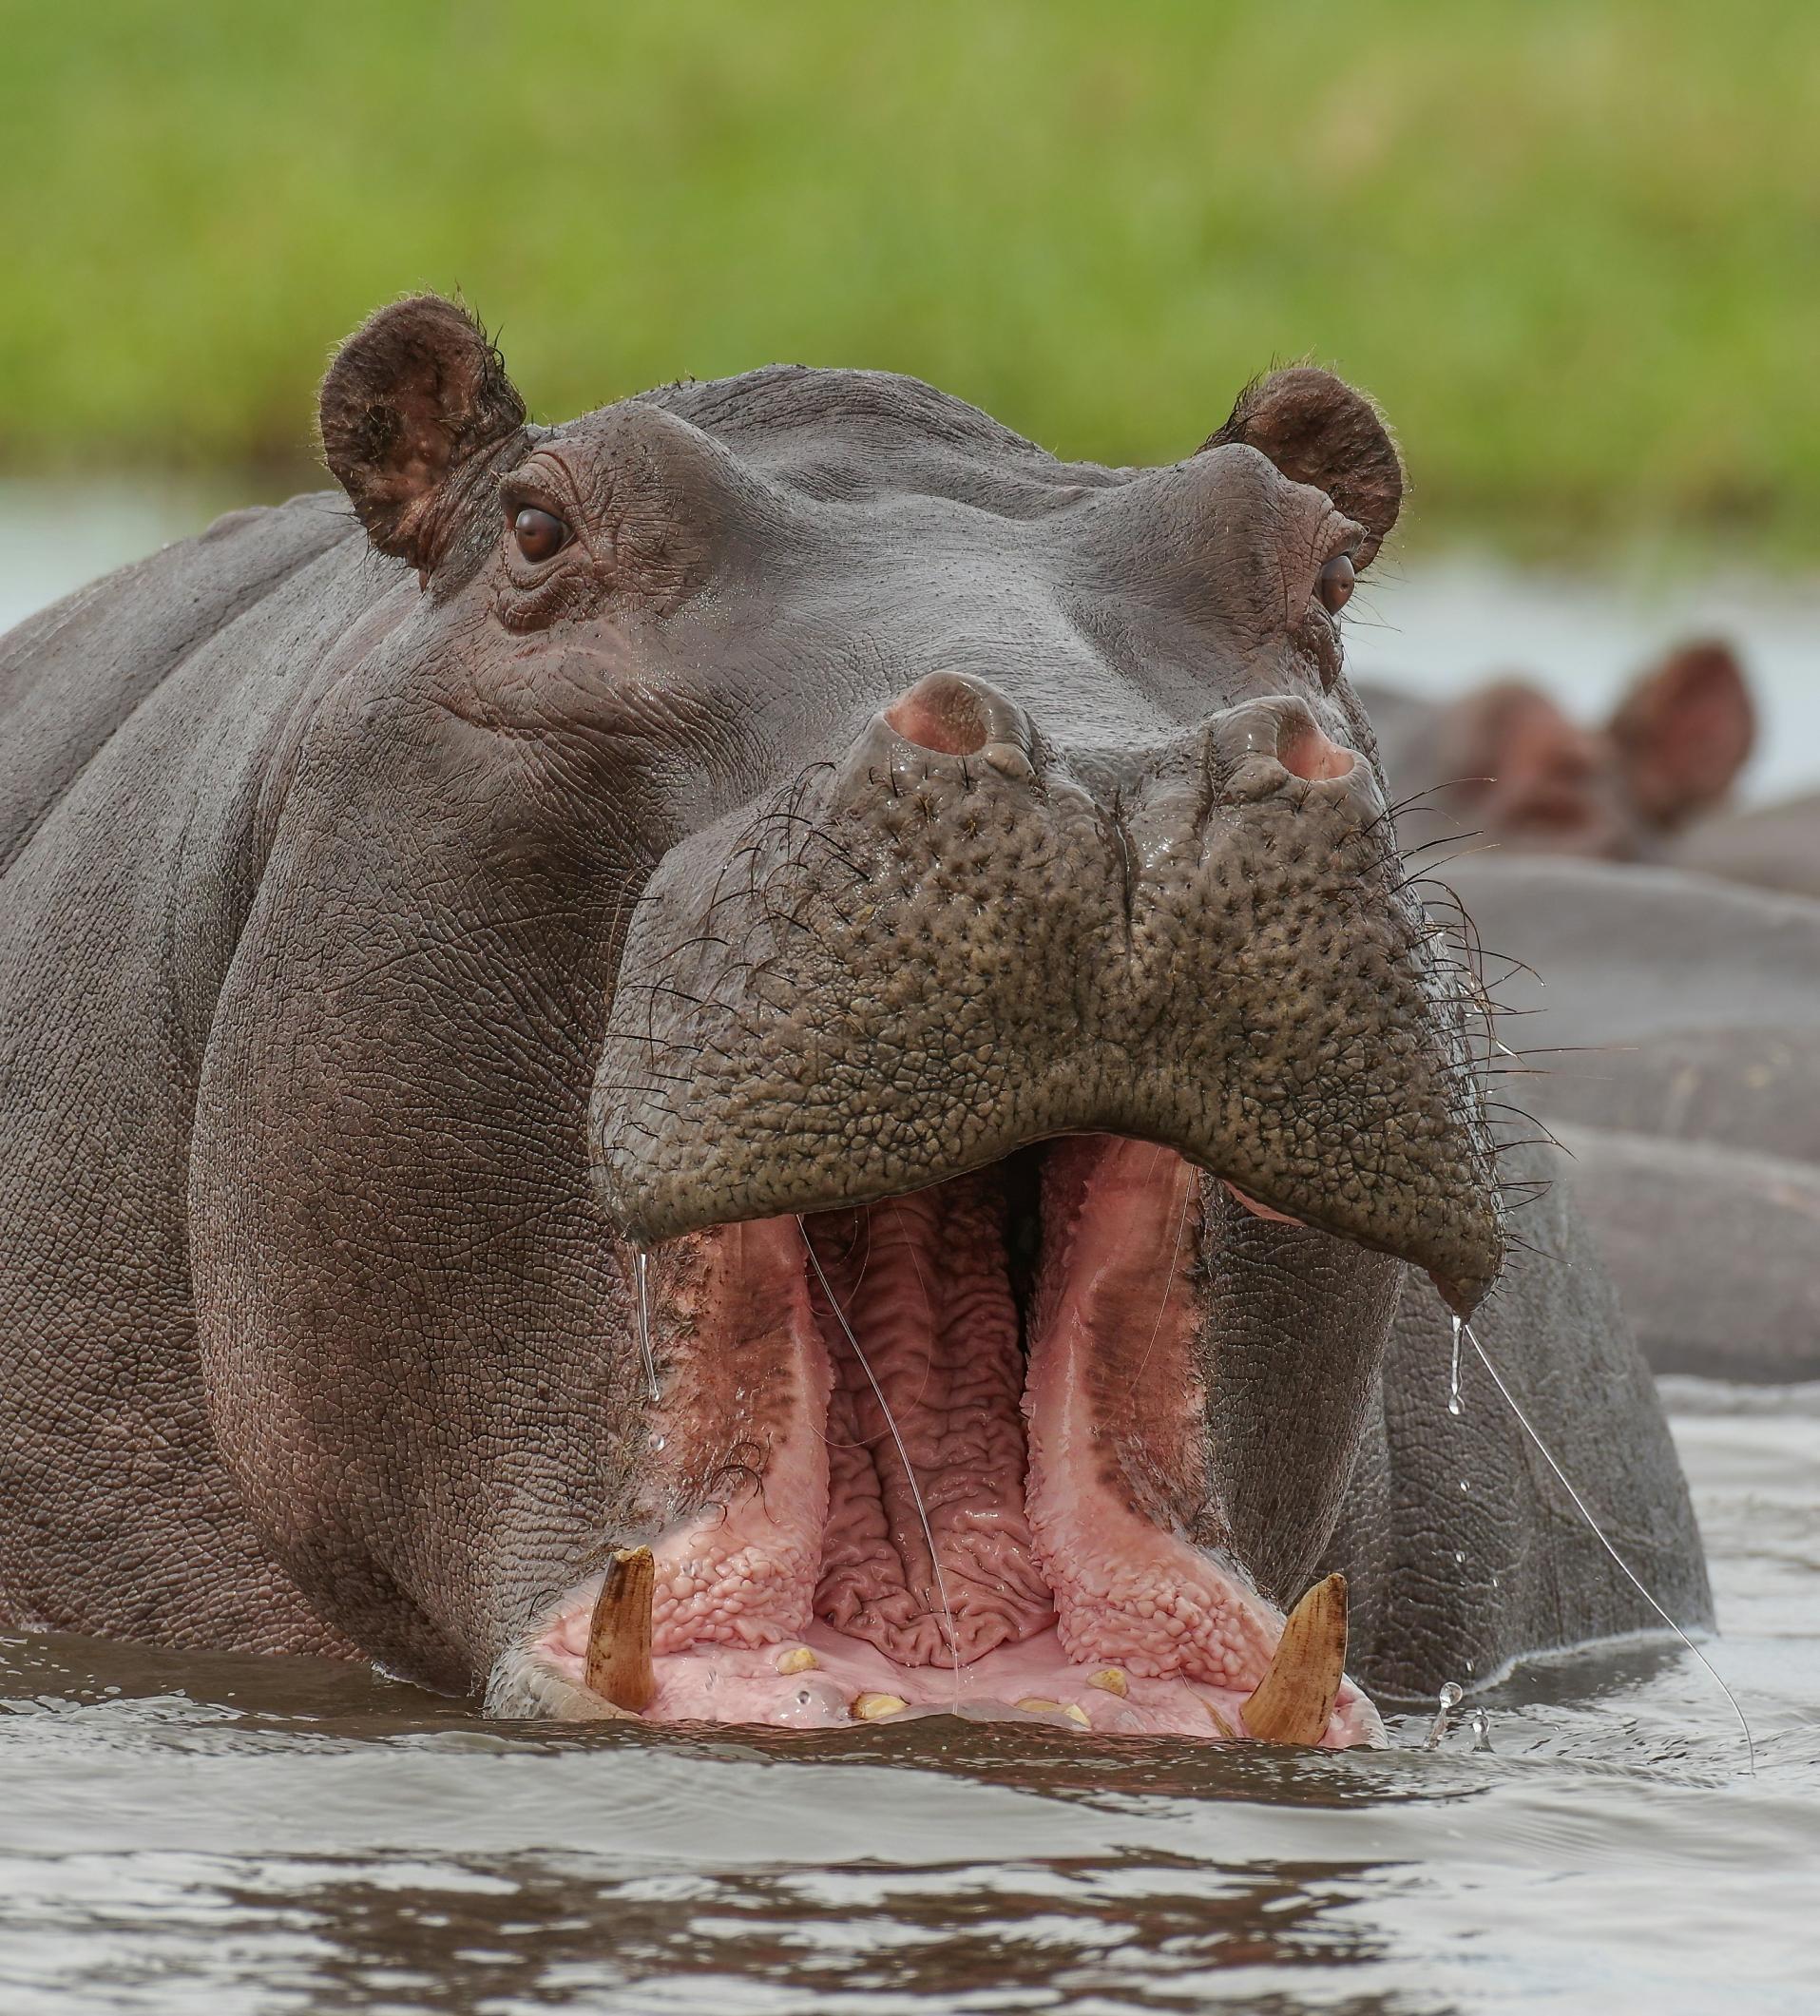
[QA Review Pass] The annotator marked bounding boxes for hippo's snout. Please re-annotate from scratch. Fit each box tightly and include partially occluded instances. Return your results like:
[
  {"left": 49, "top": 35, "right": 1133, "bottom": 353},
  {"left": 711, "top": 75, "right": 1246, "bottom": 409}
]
[{"left": 590, "top": 673, "right": 1504, "bottom": 1308}]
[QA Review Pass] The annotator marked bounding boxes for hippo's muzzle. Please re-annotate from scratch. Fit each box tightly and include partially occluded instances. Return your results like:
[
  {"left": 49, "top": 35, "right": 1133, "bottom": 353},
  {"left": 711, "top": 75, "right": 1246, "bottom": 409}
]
[
  {"left": 594, "top": 670, "right": 1501, "bottom": 1303},
  {"left": 489, "top": 674, "right": 1501, "bottom": 1741}
]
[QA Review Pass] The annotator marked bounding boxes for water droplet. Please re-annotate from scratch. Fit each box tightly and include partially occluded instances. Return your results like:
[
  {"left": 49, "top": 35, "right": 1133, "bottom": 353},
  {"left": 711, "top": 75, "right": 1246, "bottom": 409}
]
[
  {"left": 1424, "top": 1680, "right": 1465, "bottom": 1747},
  {"left": 632, "top": 1248, "right": 660, "bottom": 1404},
  {"left": 650, "top": 1433, "right": 666, "bottom": 1451},
  {"left": 1460, "top": 1479, "right": 1470, "bottom": 1492},
  {"left": 1467, "top": 1708, "right": 1493, "bottom": 1752},
  {"left": 1447, "top": 1314, "right": 1465, "bottom": 1415},
  {"left": 1454, "top": 1551, "right": 1466, "bottom": 1565}
]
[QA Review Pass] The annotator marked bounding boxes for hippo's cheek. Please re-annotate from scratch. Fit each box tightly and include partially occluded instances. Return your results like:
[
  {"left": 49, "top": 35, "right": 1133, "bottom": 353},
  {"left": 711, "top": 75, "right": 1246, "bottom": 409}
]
[{"left": 490, "top": 1138, "right": 1382, "bottom": 1749}]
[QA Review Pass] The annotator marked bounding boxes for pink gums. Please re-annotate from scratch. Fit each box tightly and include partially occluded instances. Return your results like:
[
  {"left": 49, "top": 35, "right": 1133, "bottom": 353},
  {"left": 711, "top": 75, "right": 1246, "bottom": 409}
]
[{"left": 532, "top": 1140, "right": 1382, "bottom": 1746}]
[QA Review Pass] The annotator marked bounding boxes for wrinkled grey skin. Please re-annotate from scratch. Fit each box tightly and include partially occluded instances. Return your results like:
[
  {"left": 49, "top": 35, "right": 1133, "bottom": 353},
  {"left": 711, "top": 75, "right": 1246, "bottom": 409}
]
[
  {"left": 1428, "top": 856, "right": 1820, "bottom": 1381},
  {"left": 1329, "top": 1134, "right": 1710, "bottom": 1692},
  {"left": 0, "top": 296, "right": 1706, "bottom": 1707}
]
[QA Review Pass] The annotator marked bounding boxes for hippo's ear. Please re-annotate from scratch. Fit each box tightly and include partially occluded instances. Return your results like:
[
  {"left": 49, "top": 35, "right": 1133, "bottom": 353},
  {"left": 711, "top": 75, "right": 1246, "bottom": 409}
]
[
  {"left": 1608, "top": 640, "right": 1755, "bottom": 828},
  {"left": 319, "top": 295, "right": 528, "bottom": 575},
  {"left": 1203, "top": 368, "right": 1403, "bottom": 566}
]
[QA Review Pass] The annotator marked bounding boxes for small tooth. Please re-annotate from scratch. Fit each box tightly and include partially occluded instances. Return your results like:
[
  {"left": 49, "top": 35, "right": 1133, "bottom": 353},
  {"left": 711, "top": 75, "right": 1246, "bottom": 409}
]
[
  {"left": 776, "top": 1647, "right": 818, "bottom": 1675},
  {"left": 852, "top": 1692, "right": 908, "bottom": 1720},
  {"left": 584, "top": 1546, "right": 657, "bottom": 1714},
  {"left": 1087, "top": 1668, "right": 1129, "bottom": 1697},
  {"left": 1063, "top": 1702, "right": 1092, "bottom": 1728},
  {"left": 1241, "top": 1571, "right": 1348, "bottom": 1746},
  {"left": 1015, "top": 1696, "right": 1063, "bottom": 1715}
]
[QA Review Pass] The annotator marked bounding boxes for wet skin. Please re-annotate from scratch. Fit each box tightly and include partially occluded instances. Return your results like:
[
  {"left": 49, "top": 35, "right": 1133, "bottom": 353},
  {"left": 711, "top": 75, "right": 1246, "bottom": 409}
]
[{"left": 0, "top": 299, "right": 1707, "bottom": 1735}]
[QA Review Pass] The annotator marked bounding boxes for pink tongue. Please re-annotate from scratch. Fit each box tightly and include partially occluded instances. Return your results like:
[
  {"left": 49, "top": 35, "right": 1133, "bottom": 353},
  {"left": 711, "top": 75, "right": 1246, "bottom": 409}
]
[{"left": 807, "top": 1177, "right": 1054, "bottom": 1666}]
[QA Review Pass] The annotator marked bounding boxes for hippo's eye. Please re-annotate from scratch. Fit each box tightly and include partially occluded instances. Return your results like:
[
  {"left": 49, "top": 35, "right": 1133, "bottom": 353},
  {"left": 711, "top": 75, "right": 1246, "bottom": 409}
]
[
  {"left": 513, "top": 507, "right": 570, "bottom": 564},
  {"left": 1316, "top": 551, "right": 1356, "bottom": 615}
]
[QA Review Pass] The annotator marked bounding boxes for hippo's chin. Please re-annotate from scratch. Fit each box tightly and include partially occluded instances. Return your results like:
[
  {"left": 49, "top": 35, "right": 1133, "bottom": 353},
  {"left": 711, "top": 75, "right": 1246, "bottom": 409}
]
[{"left": 495, "top": 1135, "right": 1385, "bottom": 1746}]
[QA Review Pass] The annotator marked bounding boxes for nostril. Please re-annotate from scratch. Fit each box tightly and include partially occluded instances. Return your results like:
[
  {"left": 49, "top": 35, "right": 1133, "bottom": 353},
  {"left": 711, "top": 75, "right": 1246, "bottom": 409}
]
[
  {"left": 884, "top": 672, "right": 995, "bottom": 758},
  {"left": 1278, "top": 720, "right": 1357, "bottom": 783}
]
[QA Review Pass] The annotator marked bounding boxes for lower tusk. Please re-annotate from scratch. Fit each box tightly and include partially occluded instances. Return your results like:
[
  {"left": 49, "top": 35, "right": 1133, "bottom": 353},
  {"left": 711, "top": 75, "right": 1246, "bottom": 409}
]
[
  {"left": 1241, "top": 1571, "right": 1349, "bottom": 1745},
  {"left": 584, "top": 1546, "right": 657, "bottom": 1713}
]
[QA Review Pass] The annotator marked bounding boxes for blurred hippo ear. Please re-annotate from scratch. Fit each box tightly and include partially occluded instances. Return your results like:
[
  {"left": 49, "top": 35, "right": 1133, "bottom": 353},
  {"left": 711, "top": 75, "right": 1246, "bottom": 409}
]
[
  {"left": 319, "top": 295, "right": 528, "bottom": 575},
  {"left": 1607, "top": 640, "right": 1755, "bottom": 829},
  {"left": 1203, "top": 368, "right": 1403, "bottom": 566}
]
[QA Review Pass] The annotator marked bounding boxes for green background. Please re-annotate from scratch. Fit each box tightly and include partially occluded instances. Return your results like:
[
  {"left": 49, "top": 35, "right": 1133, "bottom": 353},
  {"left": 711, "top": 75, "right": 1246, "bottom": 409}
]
[{"left": 4, "top": 1, "right": 1816, "bottom": 552}]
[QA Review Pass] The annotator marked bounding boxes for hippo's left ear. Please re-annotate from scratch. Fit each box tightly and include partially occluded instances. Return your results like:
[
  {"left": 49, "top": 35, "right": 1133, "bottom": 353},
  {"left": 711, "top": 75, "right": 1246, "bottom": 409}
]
[
  {"left": 319, "top": 294, "right": 528, "bottom": 577},
  {"left": 1202, "top": 368, "right": 1403, "bottom": 566}
]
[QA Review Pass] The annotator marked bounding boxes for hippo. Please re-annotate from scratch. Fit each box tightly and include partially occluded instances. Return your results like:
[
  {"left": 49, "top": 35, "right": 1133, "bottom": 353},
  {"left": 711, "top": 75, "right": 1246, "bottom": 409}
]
[
  {"left": 1357, "top": 639, "right": 1753, "bottom": 860},
  {"left": 0, "top": 297, "right": 1706, "bottom": 1738},
  {"left": 1675, "top": 789, "right": 1820, "bottom": 901},
  {"left": 1434, "top": 855, "right": 1820, "bottom": 1382}
]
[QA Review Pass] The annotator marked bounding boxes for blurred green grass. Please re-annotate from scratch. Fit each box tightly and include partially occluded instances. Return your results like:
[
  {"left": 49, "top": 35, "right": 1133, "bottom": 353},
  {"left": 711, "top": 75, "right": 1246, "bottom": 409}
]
[{"left": 2, "top": 0, "right": 1817, "bottom": 553}]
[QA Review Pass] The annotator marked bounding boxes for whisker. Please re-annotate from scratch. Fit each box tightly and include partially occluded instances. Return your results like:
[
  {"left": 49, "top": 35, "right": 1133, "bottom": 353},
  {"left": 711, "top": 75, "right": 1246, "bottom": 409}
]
[
  {"left": 1125, "top": 1160, "right": 1197, "bottom": 1396},
  {"left": 1462, "top": 1319, "right": 1754, "bottom": 1777},
  {"left": 799, "top": 1217, "right": 961, "bottom": 1685}
]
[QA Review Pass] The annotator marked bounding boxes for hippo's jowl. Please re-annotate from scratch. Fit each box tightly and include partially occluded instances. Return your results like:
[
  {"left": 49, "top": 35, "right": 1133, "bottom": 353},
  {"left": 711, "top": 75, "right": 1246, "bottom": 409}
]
[{"left": 0, "top": 298, "right": 1706, "bottom": 1739}]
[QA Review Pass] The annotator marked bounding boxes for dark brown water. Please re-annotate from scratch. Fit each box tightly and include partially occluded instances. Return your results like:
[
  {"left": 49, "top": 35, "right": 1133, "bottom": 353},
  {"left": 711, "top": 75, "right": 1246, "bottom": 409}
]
[{"left": 1, "top": 1381, "right": 1814, "bottom": 2014}]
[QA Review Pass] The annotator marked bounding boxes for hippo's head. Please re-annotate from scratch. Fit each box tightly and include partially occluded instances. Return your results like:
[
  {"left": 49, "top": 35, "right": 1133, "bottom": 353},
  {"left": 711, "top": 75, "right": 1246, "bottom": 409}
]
[
  {"left": 1419, "top": 643, "right": 1754, "bottom": 859},
  {"left": 191, "top": 298, "right": 1502, "bottom": 1745}
]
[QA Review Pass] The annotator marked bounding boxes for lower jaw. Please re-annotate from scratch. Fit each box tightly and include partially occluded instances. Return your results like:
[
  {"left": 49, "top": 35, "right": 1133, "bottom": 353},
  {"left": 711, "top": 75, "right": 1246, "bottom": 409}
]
[
  {"left": 502, "top": 1618, "right": 1382, "bottom": 1743},
  {"left": 502, "top": 1136, "right": 1384, "bottom": 1748}
]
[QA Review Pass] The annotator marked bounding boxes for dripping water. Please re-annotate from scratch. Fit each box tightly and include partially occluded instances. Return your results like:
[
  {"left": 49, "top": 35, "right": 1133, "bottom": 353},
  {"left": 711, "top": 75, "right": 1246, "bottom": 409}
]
[
  {"left": 1424, "top": 1680, "right": 1464, "bottom": 1748},
  {"left": 632, "top": 1248, "right": 660, "bottom": 1405},
  {"left": 799, "top": 1216, "right": 961, "bottom": 1699},
  {"left": 1448, "top": 1314, "right": 1465, "bottom": 1416},
  {"left": 1460, "top": 1317, "right": 1756, "bottom": 1776}
]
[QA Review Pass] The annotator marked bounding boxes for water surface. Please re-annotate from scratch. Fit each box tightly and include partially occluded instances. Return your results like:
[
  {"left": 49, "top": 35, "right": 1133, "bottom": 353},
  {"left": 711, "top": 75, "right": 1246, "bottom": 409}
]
[{"left": 1, "top": 1381, "right": 1813, "bottom": 2014}]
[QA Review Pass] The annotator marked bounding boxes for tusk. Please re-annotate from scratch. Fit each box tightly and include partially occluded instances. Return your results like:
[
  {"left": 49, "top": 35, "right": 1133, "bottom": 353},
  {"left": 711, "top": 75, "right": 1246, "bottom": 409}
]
[
  {"left": 1241, "top": 1571, "right": 1348, "bottom": 1745},
  {"left": 584, "top": 1546, "right": 657, "bottom": 1713}
]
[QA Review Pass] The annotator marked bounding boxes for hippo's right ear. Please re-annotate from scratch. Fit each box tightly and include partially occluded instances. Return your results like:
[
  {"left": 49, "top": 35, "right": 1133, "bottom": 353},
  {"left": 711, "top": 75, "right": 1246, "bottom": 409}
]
[
  {"left": 1203, "top": 368, "right": 1403, "bottom": 566},
  {"left": 319, "top": 295, "right": 528, "bottom": 577},
  {"left": 1608, "top": 640, "right": 1755, "bottom": 828}
]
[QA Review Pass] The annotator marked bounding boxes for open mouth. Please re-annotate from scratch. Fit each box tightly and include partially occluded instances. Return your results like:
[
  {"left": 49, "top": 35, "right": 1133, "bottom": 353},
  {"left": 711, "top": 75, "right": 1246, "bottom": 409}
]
[{"left": 503, "top": 1135, "right": 1383, "bottom": 1746}]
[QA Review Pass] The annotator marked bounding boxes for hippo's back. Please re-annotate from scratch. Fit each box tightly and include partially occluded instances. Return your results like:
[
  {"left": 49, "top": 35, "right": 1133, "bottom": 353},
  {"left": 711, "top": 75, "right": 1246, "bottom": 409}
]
[
  {"left": 0, "top": 495, "right": 354, "bottom": 875},
  {"left": 0, "top": 492, "right": 389, "bottom": 1657}
]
